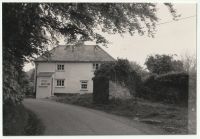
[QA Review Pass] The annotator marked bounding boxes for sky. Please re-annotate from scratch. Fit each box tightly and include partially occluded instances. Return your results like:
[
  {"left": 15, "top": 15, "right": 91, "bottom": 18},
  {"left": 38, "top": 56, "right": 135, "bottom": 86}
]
[
  {"left": 97, "top": 3, "right": 196, "bottom": 66},
  {"left": 23, "top": 3, "right": 197, "bottom": 71}
]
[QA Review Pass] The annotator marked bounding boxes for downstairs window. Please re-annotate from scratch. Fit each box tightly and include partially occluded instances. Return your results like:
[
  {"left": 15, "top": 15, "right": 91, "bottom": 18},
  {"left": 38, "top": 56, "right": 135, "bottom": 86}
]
[
  {"left": 56, "top": 79, "right": 65, "bottom": 87},
  {"left": 80, "top": 80, "right": 88, "bottom": 90}
]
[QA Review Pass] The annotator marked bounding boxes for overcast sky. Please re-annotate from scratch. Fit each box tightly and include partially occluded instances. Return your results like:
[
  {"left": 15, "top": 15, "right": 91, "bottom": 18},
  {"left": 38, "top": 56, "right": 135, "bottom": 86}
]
[
  {"left": 98, "top": 3, "right": 196, "bottom": 66},
  {"left": 24, "top": 3, "right": 196, "bottom": 71}
]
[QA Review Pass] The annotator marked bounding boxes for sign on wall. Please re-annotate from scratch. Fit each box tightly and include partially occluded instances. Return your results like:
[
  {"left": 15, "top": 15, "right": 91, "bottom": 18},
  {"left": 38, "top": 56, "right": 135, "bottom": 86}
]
[{"left": 40, "top": 79, "right": 50, "bottom": 86}]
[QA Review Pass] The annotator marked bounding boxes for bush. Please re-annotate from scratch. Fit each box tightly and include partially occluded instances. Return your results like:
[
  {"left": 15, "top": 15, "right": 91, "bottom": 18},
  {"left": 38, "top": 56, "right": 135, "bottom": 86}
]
[
  {"left": 156, "top": 72, "right": 188, "bottom": 87},
  {"left": 53, "top": 93, "right": 93, "bottom": 107},
  {"left": 94, "top": 59, "right": 142, "bottom": 98},
  {"left": 137, "top": 72, "right": 189, "bottom": 106},
  {"left": 3, "top": 102, "right": 44, "bottom": 135}
]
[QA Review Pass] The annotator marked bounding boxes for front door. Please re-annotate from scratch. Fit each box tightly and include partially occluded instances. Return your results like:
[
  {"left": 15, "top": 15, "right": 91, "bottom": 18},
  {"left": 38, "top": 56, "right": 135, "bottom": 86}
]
[{"left": 36, "top": 77, "right": 52, "bottom": 98}]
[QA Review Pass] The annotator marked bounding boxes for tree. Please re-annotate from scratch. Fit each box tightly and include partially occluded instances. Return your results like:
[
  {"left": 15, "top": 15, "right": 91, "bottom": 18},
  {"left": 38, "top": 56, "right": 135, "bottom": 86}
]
[
  {"left": 129, "top": 61, "right": 149, "bottom": 79},
  {"left": 26, "top": 69, "right": 35, "bottom": 82},
  {"left": 181, "top": 53, "right": 196, "bottom": 75},
  {"left": 145, "top": 54, "right": 183, "bottom": 74},
  {"left": 3, "top": 3, "right": 178, "bottom": 104},
  {"left": 172, "top": 60, "right": 184, "bottom": 72},
  {"left": 25, "top": 69, "right": 35, "bottom": 96}
]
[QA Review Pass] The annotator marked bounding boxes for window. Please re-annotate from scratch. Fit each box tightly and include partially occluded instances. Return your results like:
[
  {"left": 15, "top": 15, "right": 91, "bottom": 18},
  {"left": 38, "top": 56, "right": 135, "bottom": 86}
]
[
  {"left": 56, "top": 79, "right": 65, "bottom": 87},
  {"left": 93, "top": 63, "right": 100, "bottom": 70},
  {"left": 80, "top": 80, "right": 88, "bottom": 90},
  {"left": 40, "top": 79, "right": 50, "bottom": 86},
  {"left": 57, "top": 64, "right": 64, "bottom": 71}
]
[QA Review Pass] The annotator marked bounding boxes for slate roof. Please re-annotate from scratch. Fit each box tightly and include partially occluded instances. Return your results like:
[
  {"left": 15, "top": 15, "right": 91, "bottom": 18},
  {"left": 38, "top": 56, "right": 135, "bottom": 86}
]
[
  {"left": 37, "top": 72, "right": 54, "bottom": 77},
  {"left": 35, "top": 45, "right": 115, "bottom": 62}
]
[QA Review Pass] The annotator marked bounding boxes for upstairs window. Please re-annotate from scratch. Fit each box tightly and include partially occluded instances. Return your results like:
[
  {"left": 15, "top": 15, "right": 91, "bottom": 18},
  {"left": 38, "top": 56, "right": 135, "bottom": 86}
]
[
  {"left": 57, "top": 64, "right": 64, "bottom": 71},
  {"left": 56, "top": 79, "right": 65, "bottom": 87},
  {"left": 80, "top": 80, "right": 88, "bottom": 90},
  {"left": 93, "top": 63, "right": 100, "bottom": 70}
]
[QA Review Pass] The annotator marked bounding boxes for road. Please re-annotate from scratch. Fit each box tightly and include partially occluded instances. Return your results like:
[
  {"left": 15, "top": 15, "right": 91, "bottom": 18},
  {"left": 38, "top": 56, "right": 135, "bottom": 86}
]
[{"left": 23, "top": 99, "right": 163, "bottom": 135}]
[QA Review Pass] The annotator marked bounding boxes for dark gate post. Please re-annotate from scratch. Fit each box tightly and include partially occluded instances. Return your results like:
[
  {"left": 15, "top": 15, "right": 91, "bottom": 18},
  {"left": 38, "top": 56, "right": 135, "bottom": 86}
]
[{"left": 93, "top": 76, "right": 109, "bottom": 104}]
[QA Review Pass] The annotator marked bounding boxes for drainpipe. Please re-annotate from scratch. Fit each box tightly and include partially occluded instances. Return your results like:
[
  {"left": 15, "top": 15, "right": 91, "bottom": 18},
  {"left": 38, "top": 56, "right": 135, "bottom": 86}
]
[{"left": 34, "top": 62, "right": 38, "bottom": 98}]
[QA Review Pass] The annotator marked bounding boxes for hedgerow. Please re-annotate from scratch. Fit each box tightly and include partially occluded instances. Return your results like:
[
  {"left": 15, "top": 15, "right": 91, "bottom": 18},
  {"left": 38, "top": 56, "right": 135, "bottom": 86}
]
[{"left": 137, "top": 72, "right": 189, "bottom": 106}]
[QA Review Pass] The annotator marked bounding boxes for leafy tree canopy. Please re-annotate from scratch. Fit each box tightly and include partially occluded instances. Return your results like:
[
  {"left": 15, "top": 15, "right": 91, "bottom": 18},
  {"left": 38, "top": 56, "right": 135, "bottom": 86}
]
[
  {"left": 144, "top": 54, "right": 184, "bottom": 74},
  {"left": 3, "top": 3, "right": 178, "bottom": 62},
  {"left": 129, "top": 61, "right": 149, "bottom": 79}
]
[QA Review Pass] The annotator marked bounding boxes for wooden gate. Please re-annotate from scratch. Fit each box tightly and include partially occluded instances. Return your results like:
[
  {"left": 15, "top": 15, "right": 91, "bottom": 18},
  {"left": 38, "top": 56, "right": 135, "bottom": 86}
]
[{"left": 93, "top": 76, "right": 109, "bottom": 104}]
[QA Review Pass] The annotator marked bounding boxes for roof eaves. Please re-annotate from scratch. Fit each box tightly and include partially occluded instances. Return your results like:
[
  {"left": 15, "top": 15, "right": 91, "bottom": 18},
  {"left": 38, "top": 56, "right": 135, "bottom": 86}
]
[
  {"left": 34, "top": 45, "right": 116, "bottom": 62},
  {"left": 34, "top": 45, "right": 60, "bottom": 62},
  {"left": 95, "top": 45, "right": 116, "bottom": 61}
]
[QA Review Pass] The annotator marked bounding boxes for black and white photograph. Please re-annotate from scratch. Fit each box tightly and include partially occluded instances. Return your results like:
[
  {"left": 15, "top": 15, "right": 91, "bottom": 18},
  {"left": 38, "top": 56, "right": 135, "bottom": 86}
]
[{"left": 1, "top": 0, "right": 198, "bottom": 136}]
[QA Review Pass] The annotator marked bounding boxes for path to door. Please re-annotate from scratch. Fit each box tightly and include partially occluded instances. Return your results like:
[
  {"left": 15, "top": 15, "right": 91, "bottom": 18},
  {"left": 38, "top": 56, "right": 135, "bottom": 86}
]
[{"left": 23, "top": 99, "right": 163, "bottom": 135}]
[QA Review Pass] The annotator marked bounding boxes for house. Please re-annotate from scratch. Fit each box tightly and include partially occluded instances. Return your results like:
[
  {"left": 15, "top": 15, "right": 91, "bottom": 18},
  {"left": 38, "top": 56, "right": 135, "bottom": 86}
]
[{"left": 34, "top": 45, "right": 115, "bottom": 98}]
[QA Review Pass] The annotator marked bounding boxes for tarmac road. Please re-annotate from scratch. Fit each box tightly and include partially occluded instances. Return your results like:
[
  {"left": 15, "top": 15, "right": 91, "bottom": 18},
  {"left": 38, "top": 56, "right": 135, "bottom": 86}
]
[{"left": 23, "top": 98, "right": 163, "bottom": 135}]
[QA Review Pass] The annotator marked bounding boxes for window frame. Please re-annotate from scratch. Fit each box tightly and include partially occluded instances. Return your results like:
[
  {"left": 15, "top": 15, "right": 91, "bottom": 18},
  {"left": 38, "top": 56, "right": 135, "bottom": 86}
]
[
  {"left": 56, "top": 79, "right": 65, "bottom": 87},
  {"left": 57, "top": 64, "right": 65, "bottom": 71},
  {"left": 92, "top": 63, "right": 100, "bottom": 71},
  {"left": 80, "top": 80, "right": 88, "bottom": 90}
]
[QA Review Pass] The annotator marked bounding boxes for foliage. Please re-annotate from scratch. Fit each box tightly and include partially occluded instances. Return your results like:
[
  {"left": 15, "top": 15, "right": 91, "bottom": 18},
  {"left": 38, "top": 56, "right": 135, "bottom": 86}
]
[
  {"left": 145, "top": 54, "right": 184, "bottom": 74},
  {"left": 137, "top": 72, "right": 189, "bottom": 105},
  {"left": 26, "top": 69, "right": 35, "bottom": 81},
  {"left": 181, "top": 52, "right": 196, "bottom": 75},
  {"left": 94, "top": 59, "right": 141, "bottom": 97},
  {"left": 130, "top": 61, "right": 149, "bottom": 80},
  {"left": 24, "top": 108, "right": 45, "bottom": 135},
  {"left": 53, "top": 93, "right": 93, "bottom": 107},
  {"left": 3, "top": 69, "right": 28, "bottom": 104},
  {"left": 156, "top": 72, "right": 188, "bottom": 87},
  {"left": 3, "top": 3, "right": 179, "bottom": 48},
  {"left": 25, "top": 69, "right": 35, "bottom": 96},
  {"left": 3, "top": 103, "right": 44, "bottom": 135}
]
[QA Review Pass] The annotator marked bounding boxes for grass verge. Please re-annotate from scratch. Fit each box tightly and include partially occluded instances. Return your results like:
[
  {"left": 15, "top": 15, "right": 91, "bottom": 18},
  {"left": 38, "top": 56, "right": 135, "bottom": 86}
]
[
  {"left": 3, "top": 103, "right": 44, "bottom": 136},
  {"left": 51, "top": 94, "right": 188, "bottom": 134}
]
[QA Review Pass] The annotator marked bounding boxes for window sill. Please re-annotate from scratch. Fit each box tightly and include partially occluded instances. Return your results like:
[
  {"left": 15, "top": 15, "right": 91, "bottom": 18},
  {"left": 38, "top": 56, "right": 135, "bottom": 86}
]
[
  {"left": 55, "top": 86, "right": 65, "bottom": 88},
  {"left": 56, "top": 70, "right": 65, "bottom": 72},
  {"left": 80, "top": 89, "right": 88, "bottom": 91}
]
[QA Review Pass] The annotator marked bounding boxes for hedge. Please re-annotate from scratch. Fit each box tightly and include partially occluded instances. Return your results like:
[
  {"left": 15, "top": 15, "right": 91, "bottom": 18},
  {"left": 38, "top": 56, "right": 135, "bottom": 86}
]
[{"left": 137, "top": 72, "right": 189, "bottom": 106}]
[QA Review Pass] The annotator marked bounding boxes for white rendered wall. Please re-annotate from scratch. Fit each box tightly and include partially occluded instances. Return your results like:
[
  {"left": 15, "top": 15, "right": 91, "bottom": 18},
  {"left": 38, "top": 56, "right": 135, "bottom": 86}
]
[{"left": 36, "top": 62, "right": 94, "bottom": 96}]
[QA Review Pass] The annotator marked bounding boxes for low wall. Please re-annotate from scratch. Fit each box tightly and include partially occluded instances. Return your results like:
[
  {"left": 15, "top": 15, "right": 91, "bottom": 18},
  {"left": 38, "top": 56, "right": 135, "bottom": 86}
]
[{"left": 109, "top": 81, "right": 131, "bottom": 99}]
